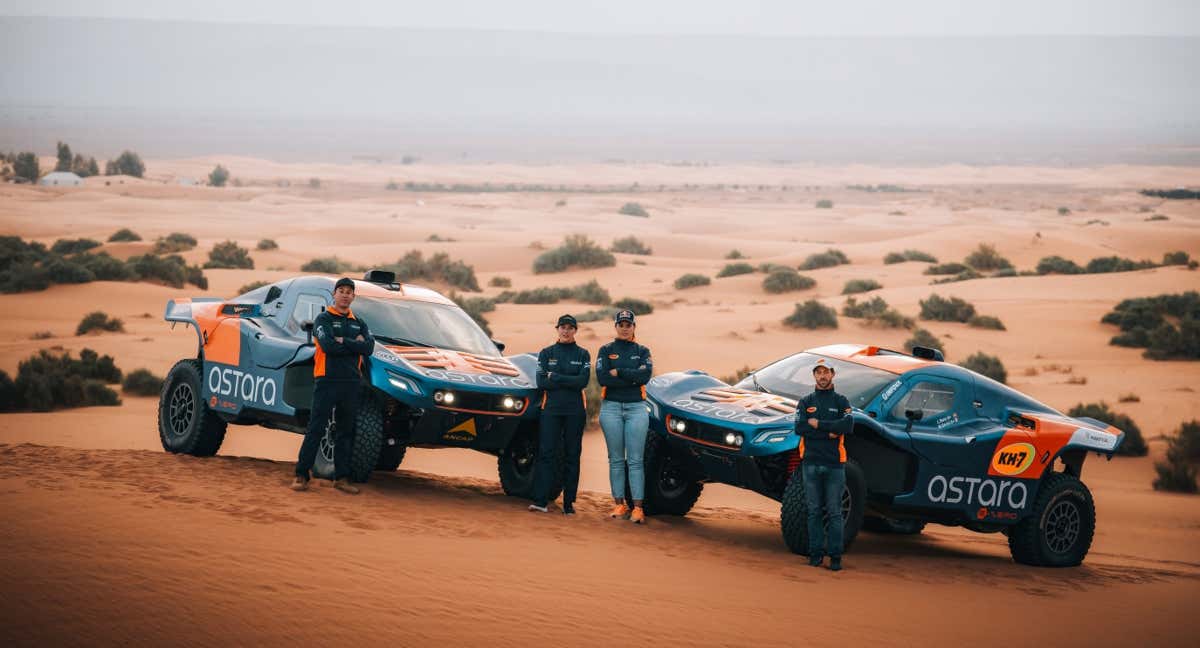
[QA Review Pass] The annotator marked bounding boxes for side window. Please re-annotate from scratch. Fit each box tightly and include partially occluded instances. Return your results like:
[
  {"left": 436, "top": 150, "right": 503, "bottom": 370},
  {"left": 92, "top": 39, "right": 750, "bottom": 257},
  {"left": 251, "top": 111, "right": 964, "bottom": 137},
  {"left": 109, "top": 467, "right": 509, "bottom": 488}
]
[
  {"left": 288, "top": 293, "right": 328, "bottom": 334},
  {"left": 890, "top": 381, "right": 957, "bottom": 421}
]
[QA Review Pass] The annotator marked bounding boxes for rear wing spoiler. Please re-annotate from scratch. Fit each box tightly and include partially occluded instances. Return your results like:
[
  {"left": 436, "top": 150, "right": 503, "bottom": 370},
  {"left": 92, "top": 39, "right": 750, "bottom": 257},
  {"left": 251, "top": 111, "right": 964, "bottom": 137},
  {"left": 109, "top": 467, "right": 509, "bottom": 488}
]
[{"left": 165, "top": 297, "right": 263, "bottom": 355}]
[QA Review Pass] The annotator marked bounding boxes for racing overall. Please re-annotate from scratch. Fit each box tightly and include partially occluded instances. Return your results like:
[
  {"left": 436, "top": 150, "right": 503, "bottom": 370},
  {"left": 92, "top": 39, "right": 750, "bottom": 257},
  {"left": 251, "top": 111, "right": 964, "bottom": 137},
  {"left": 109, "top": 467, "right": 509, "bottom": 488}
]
[
  {"left": 531, "top": 342, "right": 591, "bottom": 508},
  {"left": 795, "top": 387, "right": 852, "bottom": 559},
  {"left": 595, "top": 339, "right": 653, "bottom": 503},
  {"left": 295, "top": 307, "right": 375, "bottom": 480}
]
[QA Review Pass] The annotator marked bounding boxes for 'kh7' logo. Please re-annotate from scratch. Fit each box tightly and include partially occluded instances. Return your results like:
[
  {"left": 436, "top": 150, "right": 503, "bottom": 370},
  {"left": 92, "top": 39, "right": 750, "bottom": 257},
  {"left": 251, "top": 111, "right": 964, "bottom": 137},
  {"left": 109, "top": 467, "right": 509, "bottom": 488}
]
[{"left": 990, "top": 442, "right": 1036, "bottom": 476}]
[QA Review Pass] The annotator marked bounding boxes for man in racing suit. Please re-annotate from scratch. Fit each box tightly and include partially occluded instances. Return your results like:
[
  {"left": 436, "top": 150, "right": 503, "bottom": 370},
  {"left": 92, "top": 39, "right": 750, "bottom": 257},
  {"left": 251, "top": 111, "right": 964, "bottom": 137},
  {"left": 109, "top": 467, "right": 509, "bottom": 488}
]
[{"left": 795, "top": 359, "right": 853, "bottom": 571}]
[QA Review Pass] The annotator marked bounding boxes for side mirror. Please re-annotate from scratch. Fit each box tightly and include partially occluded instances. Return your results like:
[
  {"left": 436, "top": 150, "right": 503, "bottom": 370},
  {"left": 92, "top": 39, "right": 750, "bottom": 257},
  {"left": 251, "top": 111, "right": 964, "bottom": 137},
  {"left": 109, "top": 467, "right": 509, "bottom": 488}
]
[
  {"left": 904, "top": 408, "right": 923, "bottom": 433},
  {"left": 301, "top": 320, "right": 314, "bottom": 345},
  {"left": 492, "top": 339, "right": 506, "bottom": 353},
  {"left": 265, "top": 285, "right": 283, "bottom": 304}
]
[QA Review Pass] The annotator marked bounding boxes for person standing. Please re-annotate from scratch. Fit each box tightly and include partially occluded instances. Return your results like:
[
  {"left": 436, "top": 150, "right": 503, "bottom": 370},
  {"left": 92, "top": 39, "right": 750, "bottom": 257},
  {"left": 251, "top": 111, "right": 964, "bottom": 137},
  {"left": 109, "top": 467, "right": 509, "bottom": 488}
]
[
  {"left": 596, "top": 309, "right": 653, "bottom": 524},
  {"left": 795, "top": 359, "right": 853, "bottom": 571},
  {"left": 529, "top": 314, "right": 591, "bottom": 515},
  {"left": 292, "top": 277, "right": 375, "bottom": 494}
]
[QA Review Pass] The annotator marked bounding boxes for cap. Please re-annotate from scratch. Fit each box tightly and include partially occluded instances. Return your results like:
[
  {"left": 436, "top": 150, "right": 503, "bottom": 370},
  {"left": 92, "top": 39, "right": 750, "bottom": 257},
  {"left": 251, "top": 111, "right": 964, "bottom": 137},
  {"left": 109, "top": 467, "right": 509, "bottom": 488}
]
[
  {"left": 811, "top": 358, "right": 835, "bottom": 373},
  {"left": 614, "top": 309, "right": 636, "bottom": 324},
  {"left": 334, "top": 277, "right": 356, "bottom": 292},
  {"left": 556, "top": 314, "right": 578, "bottom": 328}
]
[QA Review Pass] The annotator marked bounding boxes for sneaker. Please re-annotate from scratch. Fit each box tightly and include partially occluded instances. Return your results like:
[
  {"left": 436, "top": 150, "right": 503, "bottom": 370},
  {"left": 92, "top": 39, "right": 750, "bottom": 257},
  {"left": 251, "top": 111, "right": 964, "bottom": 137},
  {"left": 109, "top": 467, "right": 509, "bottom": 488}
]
[
  {"left": 562, "top": 503, "right": 576, "bottom": 516},
  {"left": 808, "top": 556, "right": 823, "bottom": 568},
  {"left": 630, "top": 506, "right": 646, "bottom": 524},
  {"left": 828, "top": 557, "right": 843, "bottom": 572},
  {"left": 609, "top": 503, "right": 630, "bottom": 519},
  {"left": 528, "top": 503, "right": 549, "bottom": 513},
  {"left": 290, "top": 477, "right": 309, "bottom": 492},
  {"left": 333, "top": 478, "right": 360, "bottom": 495}
]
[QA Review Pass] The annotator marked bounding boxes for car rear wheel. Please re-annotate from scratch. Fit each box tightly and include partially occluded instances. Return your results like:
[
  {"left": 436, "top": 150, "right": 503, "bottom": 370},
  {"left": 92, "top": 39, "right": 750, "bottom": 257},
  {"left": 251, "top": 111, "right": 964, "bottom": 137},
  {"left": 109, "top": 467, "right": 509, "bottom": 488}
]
[
  {"left": 780, "top": 460, "right": 866, "bottom": 556},
  {"left": 158, "top": 359, "right": 227, "bottom": 456},
  {"left": 1008, "top": 471, "right": 1095, "bottom": 567},
  {"left": 311, "top": 391, "right": 385, "bottom": 483},
  {"left": 498, "top": 422, "right": 563, "bottom": 502},
  {"left": 642, "top": 433, "right": 703, "bottom": 516}
]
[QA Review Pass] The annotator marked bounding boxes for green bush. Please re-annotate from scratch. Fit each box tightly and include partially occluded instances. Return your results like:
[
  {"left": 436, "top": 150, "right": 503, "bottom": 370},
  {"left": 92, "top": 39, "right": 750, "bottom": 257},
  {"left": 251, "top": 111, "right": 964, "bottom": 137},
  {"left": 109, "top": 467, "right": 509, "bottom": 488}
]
[
  {"left": 499, "top": 281, "right": 611, "bottom": 305},
  {"left": 757, "top": 263, "right": 791, "bottom": 274},
  {"left": 968, "top": 315, "right": 1006, "bottom": 331},
  {"left": 1085, "top": 256, "right": 1157, "bottom": 274},
  {"left": 1153, "top": 442, "right": 1198, "bottom": 493},
  {"left": 203, "top": 241, "right": 254, "bottom": 269},
  {"left": 924, "top": 262, "right": 969, "bottom": 275},
  {"left": 784, "top": 300, "right": 838, "bottom": 329},
  {"left": 209, "top": 164, "right": 230, "bottom": 187},
  {"left": 1146, "top": 214, "right": 1169, "bottom": 222},
  {"left": 570, "top": 279, "right": 612, "bottom": 305},
  {"left": 111, "top": 150, "right": 145, "bottom": 177},
  {"left": 674, "top": 273, "right": 711, "bottom": 290},
  {"left": 762, "top": 269, "right": 815, "bottom": 294},
  {"left": 799, "top": 248, "right": 849, "bottom": 270},
  {"left": 108, "top": 228, "right": 141, "bottom": 243},
  {"left": 238, "top": 280, "right": 270, "bottom": 294},
  {"left": 44, "top": 257, "right": 95, "bottom": 284},
  {"left": 610, "top": 236, "right": 652, "bottom": 255},
  {"left": 1057, "top": 206, "right": 1071, "bottom": 215},
  {"left": 1101, "top": 292, "right": 1200, "bottom": 360},
  {"left": 489, "top": 276, "right": 512, "bottom": 288},
  {"left": 963, "top": 244, "right": 1012, "bottom": 271},
  {"left": 815, "top": 199, "right": 834, "bottom": 209},
  {"left": 960, "top": 352, "right": 1007, "bottom": 384},
  {"left": 841, "top": 296, "right": 913, "bottom": 329},
  {"left": 152, "top": 232, "right": 197, "bottom": 254},
  {"left": 719, "top": 365, "right": 754, "bottom": 385},
  {"left": 726, "top": 249, "right": 745, "bottom": 260},
  {"left": 379, "top": 250, "right": 481, "bottom": 292},
  {"left": 1169, "top": 420, "right": 1200, "bottom": 463},
  {"left": 302, "top": 257, "right": 353, "bottom": 274},
  {"left": 77, "top": 253, "right": 132, "bottom": 281},
  {"left": 884, "top": 249, "right": 938, "bottom": 264},
  {"left": 1067, "top": 402, "right": 1147, "bottom": 457},
  {"left": 122, "top": 368, "right": 163, "bottom": 396},
  {"left": 843, "top": 278, "right": 881, "bottom": 294},
  {"left": 256, "top": 239, "right": 279, "bottom": 251},
  {"left": 533, "top": 235, "right": 617, "bottom": 274},
  {"left": 1163, "top": 251, "right": 1192, "bottom": 266},
  {"left": 618, "top": 202, "right": 650, "bottom": 217},
  {"left": 904, "top": 327, "right": 943, "bottom": 354},
  {"left": 931, "top": 269, "right": 984, "bottom": 284},
  {"left": 51, "top": 238, "right": 101, "bottom": 256},
  {"left": 1036, "top": 255, "right": 1084, "bottom": 275},
  {"left": 717, "top": 263, "right": 755, "bottom": 278},
  {"left": 0, "top": 370, "right": 16, "bottom": 412},
  {"left": 126, "top": 254, "right": 208, "bottom": 289},
  {"left": 613, "top": 297, "right": 654, "bottom": 315},
  {"left": 76, "top": 311, "right": 125, "bottom": 335},
  {"left": 11, "top": 348, "right": 122, "bottom": 411},
  {"left": 309, "top": 177, "right": 321, "bottom": 189},
  {"left": 13, "top": 151, "right": 40, "bottom": 183},
  {"left": 919, "top": 294, "right": 976, "bottom": 322}
]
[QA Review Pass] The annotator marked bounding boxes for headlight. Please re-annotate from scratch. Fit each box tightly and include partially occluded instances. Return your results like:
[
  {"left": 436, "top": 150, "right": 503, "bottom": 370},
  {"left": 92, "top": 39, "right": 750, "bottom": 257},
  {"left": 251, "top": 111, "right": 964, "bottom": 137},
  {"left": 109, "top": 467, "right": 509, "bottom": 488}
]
[
  {"left": 671, "top": 418, "right": 687, "bottom": 433},
  {"left": 434, "top": 390, "right": 457, "bottom": 405},
  {"left": 386, "top": 371, "right": 421, "bottom": 395},
  {"left": 443, "top": 391, "right": 456, "bottom": 405},
  {"left": 724, "top": 432, "right": 744, "bottom": 447},
  {"left": 502, "top": 396, "right": 515, "bottom": 409}
]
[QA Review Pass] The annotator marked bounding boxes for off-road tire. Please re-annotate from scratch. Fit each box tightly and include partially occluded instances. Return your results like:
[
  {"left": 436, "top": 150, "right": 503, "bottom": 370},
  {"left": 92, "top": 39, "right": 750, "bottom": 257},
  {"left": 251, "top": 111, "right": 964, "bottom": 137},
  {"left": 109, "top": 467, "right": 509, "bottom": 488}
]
[
  {"left": 375, "top": 440, "right": 407, "bottom": 472},
  {"left": 311, "top": 391, "right": 385, "bottom": 483},
  {"left": 642, "top": 433, "right": 703, "bottom": 516},
  {"left": 498, "top": 422, "right": 563, "bottom": 502},
  {"left": 158, "top": 359, "right": 227, "bottom": 456},
  {"left": 862, "top": 515, "right": 926, "bottom": 535},
  {"left": 780, "top": 460, "right": 866, "bottom": 556},
  {"left": 1008, "top": 471, "right": 1095, "bottom": 567}
]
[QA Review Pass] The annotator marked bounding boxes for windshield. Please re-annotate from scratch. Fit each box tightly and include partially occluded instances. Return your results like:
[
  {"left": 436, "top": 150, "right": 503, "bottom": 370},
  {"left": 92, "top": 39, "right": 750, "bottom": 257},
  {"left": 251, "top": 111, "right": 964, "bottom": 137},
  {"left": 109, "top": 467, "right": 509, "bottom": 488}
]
[
  {"left": 736, "top": 352, "right": 898, "bottom": 409},
  {"left": 351, "top": 297, "right": 499, "bottom": 357}
]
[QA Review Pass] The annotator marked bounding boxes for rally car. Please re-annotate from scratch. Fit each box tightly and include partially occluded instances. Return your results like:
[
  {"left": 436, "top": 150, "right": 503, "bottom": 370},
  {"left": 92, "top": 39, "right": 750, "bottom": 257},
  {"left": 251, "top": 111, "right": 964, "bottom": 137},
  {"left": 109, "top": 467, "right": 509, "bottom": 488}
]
[
  {"left": 156, "top": 270, "right": 561, "bottom": 500},
  {"left": 641, "top": 344, "right": 1125, "bottom": 567}
]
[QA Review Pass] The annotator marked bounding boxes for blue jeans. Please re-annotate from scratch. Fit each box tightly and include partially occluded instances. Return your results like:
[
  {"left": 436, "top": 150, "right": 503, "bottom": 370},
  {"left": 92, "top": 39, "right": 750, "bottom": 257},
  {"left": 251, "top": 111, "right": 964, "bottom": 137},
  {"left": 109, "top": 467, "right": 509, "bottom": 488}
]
[
  {"left": 599, "top": 400, "right": 649, "bottom": 502},
  {"left": 803, "top": 463, "right": 846, "bottom": 558}
]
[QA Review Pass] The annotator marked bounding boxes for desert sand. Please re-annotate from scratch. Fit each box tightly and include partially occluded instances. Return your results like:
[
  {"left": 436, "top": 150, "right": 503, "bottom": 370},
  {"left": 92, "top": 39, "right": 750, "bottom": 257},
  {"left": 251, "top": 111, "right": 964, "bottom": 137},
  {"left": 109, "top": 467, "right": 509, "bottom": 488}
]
[{"left": 1, "top": 159, "right": 1199, "bottom": 646}]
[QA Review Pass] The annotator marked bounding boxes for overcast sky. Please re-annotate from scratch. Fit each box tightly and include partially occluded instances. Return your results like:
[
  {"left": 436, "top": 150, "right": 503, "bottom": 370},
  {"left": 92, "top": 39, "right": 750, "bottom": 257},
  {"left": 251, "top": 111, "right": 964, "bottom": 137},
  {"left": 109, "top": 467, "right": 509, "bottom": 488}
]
[{"left": 4, "top": 0, "right": 1200, "bottom": 36}]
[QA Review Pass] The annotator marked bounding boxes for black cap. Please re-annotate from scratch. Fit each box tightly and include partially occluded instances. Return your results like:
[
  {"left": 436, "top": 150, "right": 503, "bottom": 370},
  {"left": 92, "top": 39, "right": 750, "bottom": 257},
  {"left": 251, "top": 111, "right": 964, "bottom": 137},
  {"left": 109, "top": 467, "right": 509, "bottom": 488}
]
[
  {"left": 614, "top": 309, "right": 635, "bottom": 324},
  {"left": 556, "top": 314, "right": 578, "bottom": 328},
  {"left": 334, "top": 277, "right": 356, "bottom": 292},
  {"left": 812, "top": 358, "right": 835, "bottom": 373}
]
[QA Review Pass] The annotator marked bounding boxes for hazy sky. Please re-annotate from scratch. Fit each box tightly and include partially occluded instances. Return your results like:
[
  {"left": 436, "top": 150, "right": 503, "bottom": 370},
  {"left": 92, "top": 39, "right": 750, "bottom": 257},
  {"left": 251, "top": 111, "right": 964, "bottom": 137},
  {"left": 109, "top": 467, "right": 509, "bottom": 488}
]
[{"left": 4, "top": 0, "right": 1200, "bottom": 36}]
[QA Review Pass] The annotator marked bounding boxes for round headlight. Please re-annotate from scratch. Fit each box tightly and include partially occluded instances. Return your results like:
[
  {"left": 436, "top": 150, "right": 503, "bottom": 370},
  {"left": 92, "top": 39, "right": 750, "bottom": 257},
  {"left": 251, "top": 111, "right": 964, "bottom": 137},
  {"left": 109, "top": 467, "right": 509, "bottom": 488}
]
[
  {"left": 724, "top": 432, "right": 737, "bottom": 445},
  {"left": 443, "top": 392, "right": 456, "bottom": 405},
  {"left": 734, "top": 435, "right": 744, "bottom": 447},
  {"left": 502, "top": 396, "right": 516, "bottom": 409},
  {"left": 672, "top": 419, "right": 687, "bottom": 433},
  {"left": 433, "top": 391, "right": 445, "bottom": 403}
]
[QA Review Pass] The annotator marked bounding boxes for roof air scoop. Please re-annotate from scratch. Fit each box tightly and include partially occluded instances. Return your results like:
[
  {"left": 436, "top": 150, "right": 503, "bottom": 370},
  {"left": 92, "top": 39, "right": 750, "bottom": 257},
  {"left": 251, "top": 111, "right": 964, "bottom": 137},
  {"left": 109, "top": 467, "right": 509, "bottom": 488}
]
[{"left": 911, "top": 346, "right": 945, "bottom": 362}]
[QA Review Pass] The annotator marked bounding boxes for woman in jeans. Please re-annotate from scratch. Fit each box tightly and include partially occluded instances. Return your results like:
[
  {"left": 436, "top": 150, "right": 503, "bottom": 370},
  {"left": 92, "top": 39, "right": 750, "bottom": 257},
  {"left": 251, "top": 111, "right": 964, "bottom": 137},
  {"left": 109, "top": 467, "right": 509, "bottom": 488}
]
[{"left": 595, "top": 309, "right": 653, "bottom": 523}]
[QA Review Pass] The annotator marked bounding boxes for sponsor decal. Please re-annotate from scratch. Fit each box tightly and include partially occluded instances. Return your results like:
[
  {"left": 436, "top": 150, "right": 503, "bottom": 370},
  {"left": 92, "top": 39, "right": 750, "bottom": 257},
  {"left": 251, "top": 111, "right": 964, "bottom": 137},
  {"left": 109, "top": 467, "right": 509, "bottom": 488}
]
[
  {"left": 991, "top": 442, "right": 1036, "bottom": 476},
  {"left": 879, "top": 379, "right": 902, "bottom": 402},
  {"left": 927, "top": 474, "right": 1028, "bottom": 510},
  {"left": 207, "top": 365, "right": 277, "bottom": 407},
  {"left": 424, "top": 369, "right": 532, "bottom": 389},
  {"left": 935, "top": 412, "right": 959, "bottom": 429},
  {"left": 1070, "top": 427, "right": 1119, "bottom": 452},
  {"left": 976, "top": 507, "right": 1019, "bottom": 522},
  {"left": 443, "top": 418, "right": 477, "bottom": 442},
  {"left": 671, "top": 397, "right": 789, "bottom": 425},
  {"left": 372, "top": 347, "right": 401, "bottom": 364}
]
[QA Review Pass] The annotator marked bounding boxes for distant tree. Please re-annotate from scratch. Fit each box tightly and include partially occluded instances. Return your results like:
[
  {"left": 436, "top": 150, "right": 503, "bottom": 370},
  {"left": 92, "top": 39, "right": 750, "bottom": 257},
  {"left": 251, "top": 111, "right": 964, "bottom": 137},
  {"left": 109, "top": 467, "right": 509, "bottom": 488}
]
[
  {"left": 104, "top": 159, "right": 119, "bottom": 176},
  {"left": 86, "top": 157, "right": 100, "bottom": 177},
  {"left": 209, "top": 165, "right": 230, "bottom": 187},
  {"left": 13, "top": 152, "right": 39, "bottom": 183},
  {"left": 309, "top": 177, "right": 321, "bottom": 189},
  {"left": 114, "top": 151, "right": 145, "bottom": 178},
  {"left": 56, "top": 142, "right": 73, "bottom": 172}
]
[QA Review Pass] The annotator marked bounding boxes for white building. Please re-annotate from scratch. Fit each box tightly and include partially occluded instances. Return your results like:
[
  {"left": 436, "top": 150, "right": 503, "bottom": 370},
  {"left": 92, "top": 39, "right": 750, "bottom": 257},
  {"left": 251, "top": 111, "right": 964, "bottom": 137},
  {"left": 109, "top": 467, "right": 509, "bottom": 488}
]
[{"left": 39, "top": 171, "right": 84, "bottom": 187}]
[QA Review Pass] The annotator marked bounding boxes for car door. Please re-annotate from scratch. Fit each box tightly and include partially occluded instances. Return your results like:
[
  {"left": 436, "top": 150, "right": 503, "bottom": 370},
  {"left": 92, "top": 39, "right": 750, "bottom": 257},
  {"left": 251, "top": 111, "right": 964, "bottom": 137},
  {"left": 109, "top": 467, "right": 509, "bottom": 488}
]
[{"left": 884, "top": 374, "right": 995, "bottom": 469}]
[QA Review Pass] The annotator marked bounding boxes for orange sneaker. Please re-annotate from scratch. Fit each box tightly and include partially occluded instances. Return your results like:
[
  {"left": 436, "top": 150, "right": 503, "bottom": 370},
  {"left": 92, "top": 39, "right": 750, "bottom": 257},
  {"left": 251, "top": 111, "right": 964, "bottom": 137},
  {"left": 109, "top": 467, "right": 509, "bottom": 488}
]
[
  {"left": 630, "top": 506, "right": 646, "bottom": 524},
  {"left": 609, "top": 503, "right": 630, "bottom": 519}
]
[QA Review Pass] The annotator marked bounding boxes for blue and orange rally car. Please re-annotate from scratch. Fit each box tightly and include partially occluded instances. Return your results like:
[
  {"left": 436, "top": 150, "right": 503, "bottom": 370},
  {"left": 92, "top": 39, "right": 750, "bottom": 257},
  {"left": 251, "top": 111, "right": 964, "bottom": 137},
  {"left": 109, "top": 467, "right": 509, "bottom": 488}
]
[
  {"left": 157, "top": 270, "right": 562, "bottom": 500},
  {"left": 642, "top": 344, "right": 1126, "bottom": 566}
]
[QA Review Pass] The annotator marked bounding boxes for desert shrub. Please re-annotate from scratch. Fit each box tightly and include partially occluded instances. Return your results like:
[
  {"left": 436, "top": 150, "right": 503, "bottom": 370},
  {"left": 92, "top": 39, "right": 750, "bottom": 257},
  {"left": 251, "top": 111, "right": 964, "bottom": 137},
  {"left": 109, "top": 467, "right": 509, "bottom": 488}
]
[
  {"left": 904, "top": 327, "right": 943, "bottom": 354},
  {"left": 726, "top": 249, "right": 745, "bottom": 259},
  {"left": 1140, "top": 188, "right": 1200, "bottom": 200},
  {"left": 554, "top": 199, "right": 566, "bottom": 207},
  {"left": 931, "top": 269, "right": 984, "bottom": 284},
  {"left": 884, "top": 249, "right": 938, "bottom": 264},
  {"left": 763, "top": 269, "right": 814, "bottom": 294},
  {"left": 1057, "top": 206, "right": 1071, "bottom": 215},
  {"left": 50, "top": 238, "right": 101, "bottom": 256},
  {"left": 610, "top": 236, "right": 652, "bottom": 255},
  {"left": 377, "top": 250, "right": 481, "bottom": 292},
  {"left": 1163, "top": 251, "right": 1192, "bottom": 266},
  {"left": 122, "top": 368, "right": 163, "bottom": 396},
  {"left": 12, "top": 348, "right": 122, "bottom": 411},
  {"left": 993, "top": 268, "right": 1018, "bottom": 278},
  {"left": 1170, "top": 420, "right": 1200, "bottom": 463},
  {"left": 203, "top": 241, "right": 254, "bottom": 269},
  {"left": 799, "top": 248, "right": 849, "bottom": 270},
  {"left": 968, "top": 315, "right": 1006, "bottom": 331},
  {"left": 841, "top": 296, "right": 913, "bottom": 329},
  {"left": 533, "top": 235, "right": 616, "bottom": 274},
  {"left": 815, "top": 199, "right": 834, "bottom": 208},
  {"left": 1067, "top": 402, "right": 1147, "bottom": 457},
  {"left": 309, "top": 177, "right": 321, "bottom": 189},
  {"left": 717, "top": 263, "right": 755, "bottom": 278},
  {"left": 919, "top": 294, "right": 976, "bottom": 322},
  {"left": 960, "top": 352, "right": 1007, "bottom": 384},
  {"left": 126, "top": 254, "right": 208, "bottom": 289},
  {"left": 1101, "top": 292, "right": 1200, "bottom": 360},
  {"left": 719, "top": 365, "right": 754, "bottom": 385},
  {"left": 843, "top": 278, "right": 881, "bottom": 294},
  {"left": 1146, "top": 214, "right": 1169, "bottom": 222},
  {"left": 783, "top": 300, "right": 838, "bottom": 329},
  {"left": 489, "top": 276, "right": 512, "bottom": 288},
  {"left": 674, "top": 273, "right": 711, "bottom": 290},
  {"left": 1085, "top": 256, "right": 1157, "bottom": 274},
  {"left": 13, "top": 151, "right": 40, "bottom": 183},
  {"left": 301, "top": 257, "right": 352, "bottom": 274},
  {"left": 924, "top": 262, "right": 969, "bottom": 275},
  {"left": 76, "top": 311, "right": 125, "bottom": 335},
  {"left": 152, "top": 232, "right": 197, "bottom": 254},
  {"left": 43, "top": 257, "right": 95, "bottom": 284},
  {"left": 107, "top": 228, "right": 142, "bottom": 243},
  {"left": 426, "top": 234, "right": 457, "bottom": 242},
  {"left": 618, "top": 202, "right": 649, "bottom": 217},
  {"left": 501, "top": 281, "right": 611, "bottom": 305},
  {"left": 1036, "top": 255, "right": 1084, "bottom": 275},
  {"left": 613, "top": 297, "right": 653, "bottom": 315},
  {"left": 569, "top": 279, "right": 612, "bottom": 305},
  {"left": 1118, "top": 393, "right": 1140, "bottom": 403},
  {"left": 0, "top": 370, "right": 17, "bottom": 412},
  {"left": 1153, "top": 441, "right": 1198, "bottom": 493},
  {"left": 238, "top": 280, "right": 270, "bottom": 294},
  {"left": 757, "top": 263, "right": 791, "bottom": 274},
  {"left": 964, "top": 244, "right": 1013, "bottom": 271},
  {"left": 256, "top": 239, "right": 279, "bottom": 251},
  {"left": 209, "top": 164, "right": 230, "bottom": 187}
]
